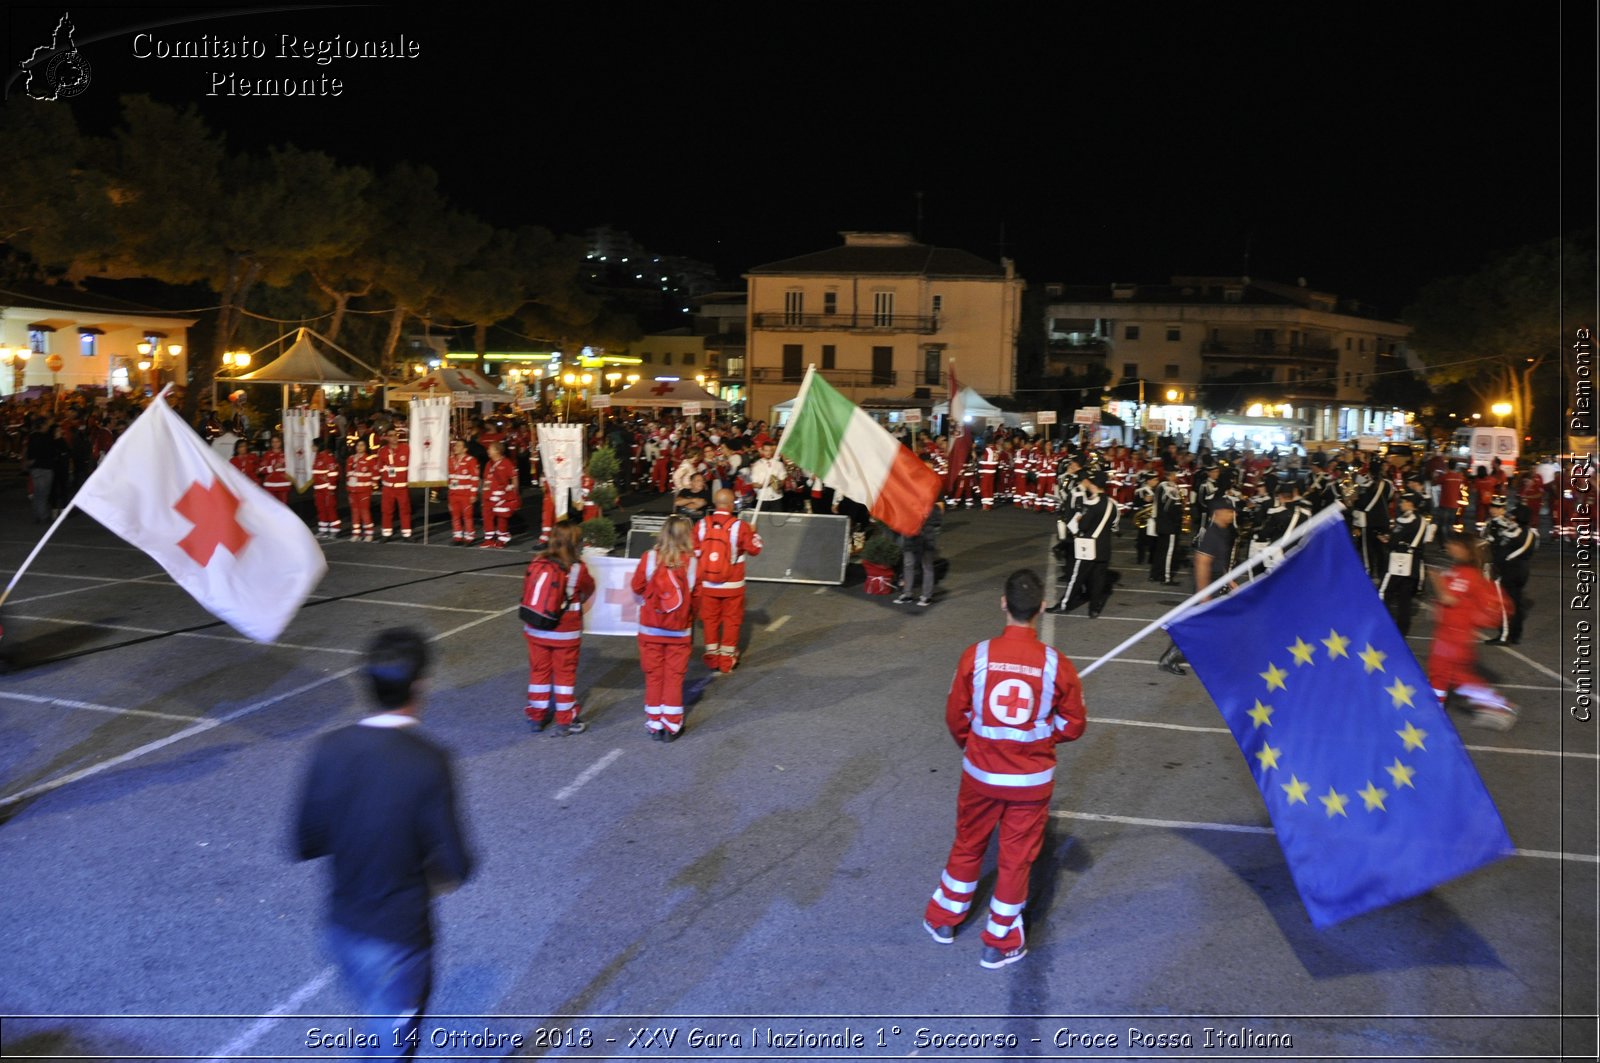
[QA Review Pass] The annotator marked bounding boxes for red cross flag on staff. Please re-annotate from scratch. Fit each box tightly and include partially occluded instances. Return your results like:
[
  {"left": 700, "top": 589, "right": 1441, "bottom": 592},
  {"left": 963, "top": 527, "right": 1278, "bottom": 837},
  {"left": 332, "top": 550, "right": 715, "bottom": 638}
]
[{"left": 58, "top": 387, "right": 326, "bottom": 642}]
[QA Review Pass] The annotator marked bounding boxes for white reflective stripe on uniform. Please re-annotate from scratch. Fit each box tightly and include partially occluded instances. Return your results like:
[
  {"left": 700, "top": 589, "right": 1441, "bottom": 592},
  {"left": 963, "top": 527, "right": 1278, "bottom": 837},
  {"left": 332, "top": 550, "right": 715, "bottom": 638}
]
[
  {"left": 989, "top": 896, "right": 1025, "bottom": 917},
  {"left": 971, "top": 640, "right": 990, "bottom": 714},
  {"left": 942, "top": 869, "right": 977, "bottom": 894},
  {"left": 986, "top": 919, "right": 1015, "bottom": 938},
  {"left": 931, "top": 888, "right": 970, "bottom": 914},
  {"left": 528, "top": 684, "right": 551, "bottom": 693},
  {"left": 638, "top": 625, "right": 691, "bottom": 638},
  {"left": 703, "top": 579, "right": 746, "bottom": 590},
  {"left": 971, "top": 720, "right": 1054, "bottom": 742},
  {"left": 961, "top": 758, "right": 1053, "bottom": 788},
  {"left": 1041, "top": 647, "right": 1059, "bottom": 711},
  {"left": 527, "top": 627, "right": 582, "bottom": 640},
  {"left": 553, "top": 686, "right": 575, "bottom": 694}
]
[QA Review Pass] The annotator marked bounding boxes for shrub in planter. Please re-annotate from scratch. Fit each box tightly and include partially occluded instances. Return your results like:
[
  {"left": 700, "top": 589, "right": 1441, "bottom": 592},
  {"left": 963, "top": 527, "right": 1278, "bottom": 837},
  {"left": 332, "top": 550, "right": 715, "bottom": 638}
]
[
  {"left": 580, "top": 516, "right": 618, "bottom": 552},
  {"left": 590, "top": 482, "right": 619, "bottom": 511},
  {"left": 860, "top": 526, "right": 902, "bottom": 595},
  {"left": 588, "top": 446, "right": 621, "bottom": 485}
]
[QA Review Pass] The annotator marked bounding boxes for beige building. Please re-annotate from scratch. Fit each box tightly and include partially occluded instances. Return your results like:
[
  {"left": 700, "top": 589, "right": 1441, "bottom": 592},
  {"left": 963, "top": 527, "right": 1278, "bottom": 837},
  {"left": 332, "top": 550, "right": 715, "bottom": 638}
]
[
  {"left": 1042, "top": 277, "right": 1414, "bottom": 444},
  {"left": 745, "top": 232, "right": 1024, "bottom": 424},
  {"left": 0, "top": 282, "right": 194, "bottom": 398}
]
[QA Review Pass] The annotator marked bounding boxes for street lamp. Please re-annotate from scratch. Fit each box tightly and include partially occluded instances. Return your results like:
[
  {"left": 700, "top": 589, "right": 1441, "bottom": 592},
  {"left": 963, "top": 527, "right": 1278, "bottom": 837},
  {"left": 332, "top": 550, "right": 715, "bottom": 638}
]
[
  {"left": 561, "top": 370, "right": 593, "bottom": 420},
  {"left": 1491, "top": 401, "right": 1512, "bottom": 425},
  {"left": 1, "top": 346, "right": 31, "bottom": 394},
  {"left": 221, "top": 349, "right": 252, "bottom": 372}
]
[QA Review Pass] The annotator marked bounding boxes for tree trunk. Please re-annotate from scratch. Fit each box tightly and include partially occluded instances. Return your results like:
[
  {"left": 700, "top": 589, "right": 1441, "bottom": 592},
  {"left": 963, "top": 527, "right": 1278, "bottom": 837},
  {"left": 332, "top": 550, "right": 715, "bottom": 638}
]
[{"left": 380, "top": 306, "right": 407, "bottom": 377}]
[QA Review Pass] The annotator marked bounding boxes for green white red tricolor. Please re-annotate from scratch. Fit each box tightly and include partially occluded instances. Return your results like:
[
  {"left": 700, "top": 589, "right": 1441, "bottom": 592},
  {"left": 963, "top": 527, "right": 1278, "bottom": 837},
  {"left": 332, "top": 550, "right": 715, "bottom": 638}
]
[{"left": 775, "top": 367, "right": 940, "bottom": 537}]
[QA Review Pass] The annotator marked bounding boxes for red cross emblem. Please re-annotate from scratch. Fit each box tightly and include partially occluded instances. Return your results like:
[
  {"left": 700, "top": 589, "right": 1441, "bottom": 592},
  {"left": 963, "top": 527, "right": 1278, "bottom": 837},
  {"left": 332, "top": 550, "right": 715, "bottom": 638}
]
[
  {"left": 988, "top": 679, "right": 1035, "bottom": 725},
  {"left": 174, "top": 478, "right": 252, "bottom": 567},
  {"left": 650, "top": 381, "right": 674, "bottom": 395},
  {"left": 604, "top": 585, "right": 640, "bottom": 623}
]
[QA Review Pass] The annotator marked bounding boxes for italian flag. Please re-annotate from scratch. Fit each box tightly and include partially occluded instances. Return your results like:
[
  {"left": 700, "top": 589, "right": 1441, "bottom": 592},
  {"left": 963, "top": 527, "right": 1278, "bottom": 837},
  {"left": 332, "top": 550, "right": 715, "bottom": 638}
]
[{"left": 776, "top": 367, "right": 940, "bottom": 536}]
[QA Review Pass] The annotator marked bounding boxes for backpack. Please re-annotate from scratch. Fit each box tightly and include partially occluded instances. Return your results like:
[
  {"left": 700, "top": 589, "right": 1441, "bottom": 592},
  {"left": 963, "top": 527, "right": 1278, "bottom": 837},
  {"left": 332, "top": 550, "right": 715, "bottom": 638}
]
[
  {"left": 520, "top": 557, "right": 573, "bottom": 630},
  {"left": 644, "top": 551, "right": 696, "bottom": 629},
  {"left": 698, "top": 516, "right": 746, "bottom": 584}
]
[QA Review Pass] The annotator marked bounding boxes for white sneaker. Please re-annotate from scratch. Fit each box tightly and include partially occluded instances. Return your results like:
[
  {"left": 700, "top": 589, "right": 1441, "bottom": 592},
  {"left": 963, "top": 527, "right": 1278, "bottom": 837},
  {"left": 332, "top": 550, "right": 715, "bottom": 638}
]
[
  {"left": 917, "top": 597, "right": 932, "bottom": 607},
  {"left": 1469, "top": 704, "right": 1518, "bottom": 731},
  {"left": 893, "top": 594, "right": 914, "bottom": 605}
]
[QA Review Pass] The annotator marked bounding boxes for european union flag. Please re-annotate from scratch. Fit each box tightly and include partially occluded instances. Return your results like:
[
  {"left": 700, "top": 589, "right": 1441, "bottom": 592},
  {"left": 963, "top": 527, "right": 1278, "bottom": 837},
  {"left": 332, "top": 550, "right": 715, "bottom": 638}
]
[{"left": 1167, "top": 518, "right": 1513, "bottom": 928}]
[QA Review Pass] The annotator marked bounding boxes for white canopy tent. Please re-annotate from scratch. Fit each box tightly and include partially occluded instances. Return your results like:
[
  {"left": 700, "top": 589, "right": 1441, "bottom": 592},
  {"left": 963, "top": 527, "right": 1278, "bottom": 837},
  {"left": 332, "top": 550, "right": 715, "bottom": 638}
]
[
  {"left": 385, "top": 366, "right": 512, "bottom": 406},
  {"left": 608, "top": 377, "right": 729, "bottom": 409},
  {"left": 931, "top": 385, "right": 1005, "bottom": 425},
  {"left": 217, "top": 327, "right": 381, "bottom": 412}
]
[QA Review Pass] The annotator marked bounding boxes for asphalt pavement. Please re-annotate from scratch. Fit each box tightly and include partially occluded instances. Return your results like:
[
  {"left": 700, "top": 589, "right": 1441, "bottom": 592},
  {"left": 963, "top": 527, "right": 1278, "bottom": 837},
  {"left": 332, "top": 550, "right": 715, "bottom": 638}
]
[{"left": 0, "top": 471, "right": 1594, "bottom": 1062}]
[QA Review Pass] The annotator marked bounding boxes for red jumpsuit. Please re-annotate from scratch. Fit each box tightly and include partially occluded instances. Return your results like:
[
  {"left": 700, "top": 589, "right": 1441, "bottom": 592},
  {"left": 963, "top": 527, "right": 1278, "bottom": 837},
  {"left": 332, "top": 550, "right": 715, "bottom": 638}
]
[
  {"left": 377, "top": 442, "right": 412, "bottom": 539},
  {"left": 230, "top": 451, "right": 260, "bottom": 486},
  {"left": 924, "top": 625, "right": 1087, "bottom": 954},
  {"left": 481, "top": 455, "right": 517, "bottom": 546},
  {"left": 694, "top": 510, "right": 763, "bottom": 672},
  {"left": 631, "top": 550, "right": 698, "bottom": 738},
  {"left": 523, "top": 559, "right": 596, "bottom": 727},
  {"left": 447, "top": 452, "right": 481, "bottom": 543},
  {"left": 258, "top": 449, "right": 291, "bottom": 504},
  {"left": 311, "top": 451, "right": 340, "bottom": 535},
  {"left": 978, "top": 445, "right": 999, "bottom": 509},
  {"left": 345, "top": 452, "right": 378, "bottom": 540},
  {"left": 1426, "top": 561, "right": 1512, "bottom": 711}
]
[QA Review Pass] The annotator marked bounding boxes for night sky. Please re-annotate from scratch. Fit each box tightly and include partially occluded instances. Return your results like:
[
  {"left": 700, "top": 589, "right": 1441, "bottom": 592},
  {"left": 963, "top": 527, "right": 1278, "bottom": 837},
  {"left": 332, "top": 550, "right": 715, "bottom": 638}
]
[{"left": 5, "top": 1, "right": 1588, "bottom": 314}]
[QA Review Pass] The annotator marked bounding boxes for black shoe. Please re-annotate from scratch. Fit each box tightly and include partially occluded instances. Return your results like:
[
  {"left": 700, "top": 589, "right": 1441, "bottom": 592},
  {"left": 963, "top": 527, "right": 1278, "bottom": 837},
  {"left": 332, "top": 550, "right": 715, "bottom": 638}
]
[
  {"left": 1088, "top": 611, "right": 1101, "bottom": 619},
  {"left": 527, "top": 717, "right": 548, "bottom": 733},
  {"left": 660, "top": 727, "right": 679, "bottom": 743},
  {"left": 1045, "top": 604, "right": 1071, "bottom": 615},
  {"left": 1157, "top": 646, "right": 1187, "bottom": 676}
]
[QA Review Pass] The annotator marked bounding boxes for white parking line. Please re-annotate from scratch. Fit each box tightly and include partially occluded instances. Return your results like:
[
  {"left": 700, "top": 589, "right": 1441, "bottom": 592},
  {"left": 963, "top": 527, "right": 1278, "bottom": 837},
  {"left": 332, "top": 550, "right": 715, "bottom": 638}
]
[
  {"left": 1494, "top": 645, "right": 1567, "bottom": 685},
  {"left": 1049, "top": 809, "right": 1598, "bottom": 863},
  {"left": 1090, "top": 714, "right": 1597, "bottom": 760},
  {"left": 3, "top": 572, "right": 168, "bottom": 606},
  {"left": 0, "top": 691, "right": 202, "bottom": 724},
  {"left": 553, "top": 748, "right": 624, "bottom": 802},
  {"left": 342, "top": 597, "right": 497, "bottom": 614},
  {"left": 201, "top": 965, "right": 337, "bottom": 1063},
  {"left": 4, "top": 613, "right": 169, "bottom": 636},
  {"left": 177, "top": 632, "right": 363, "bottom": 656},
  {"left": 432, "top": 605, "right": 520, "bottom": 641},
  {"left": 765, "top": 615, "right": 791, "bottom": 633}
]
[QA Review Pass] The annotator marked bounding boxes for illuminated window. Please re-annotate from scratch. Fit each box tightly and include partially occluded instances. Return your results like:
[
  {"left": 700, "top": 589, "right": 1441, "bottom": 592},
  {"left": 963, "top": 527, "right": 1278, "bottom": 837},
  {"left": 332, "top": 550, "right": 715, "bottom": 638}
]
[
  {"left": 28, "top": 330, "right": 47, "bottom": 354},
  {"left": 80, "top": 332, "right": 97, "bottom": 357}
]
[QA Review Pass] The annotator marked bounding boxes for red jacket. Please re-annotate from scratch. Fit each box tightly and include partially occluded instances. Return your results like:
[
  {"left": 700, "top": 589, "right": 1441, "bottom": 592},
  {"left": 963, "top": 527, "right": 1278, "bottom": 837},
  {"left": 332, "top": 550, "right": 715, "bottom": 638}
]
[
  {"left": 523, "top": 559, "right": 595, "bottom": 643},
  {"left": 311, "top": 452, "right": 339, "bottom": 491},
  {"left": 694, "top": 510, "right": 763, "bottom": 595},
  {"left": 630, "top": 550, "right": 698, "bottom": 638},
  {"left": 259, "top": 449, "right": 290, "bottom": 490},
  {"left": 345, "top": 452, "right": 379, "bottom": 491},
  {"left": 946, "top": 625, "right": 1086, "bottom": 802},
  {"left": 448, "top": 454, "right": 480, "bottom": 495},
  {"left": 377, "top": 444, "right": 410, "bottom": 489},
  {"left": 1432, "top": 561, "right": 1502, "bottom": 660}
]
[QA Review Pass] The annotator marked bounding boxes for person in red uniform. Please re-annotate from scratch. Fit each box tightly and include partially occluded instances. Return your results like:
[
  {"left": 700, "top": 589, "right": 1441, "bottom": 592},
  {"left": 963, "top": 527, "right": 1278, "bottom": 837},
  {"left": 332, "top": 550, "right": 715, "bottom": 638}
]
[
  {"left": 310, "top": 438, "right": 341, "bottom": 539},
  {"left": 1436, "top": 461, "right": 1468, "bottom": 540},
  {"left": 923, "top": 569, "right": 1088, "bottom": 969},
  {"left": 978, "top": 438, "right": 999, "bottom": 509},
  {"left": 345, "top": 437, "right": 379, "bottom": 541},
  {"left": 631, "top": 514, "right": 698, "bottom": 741},
  {"left": 377, "top": 428, "right": 413, "bottom": 543},
  {"left": 694, "top": 488, "right": 763, "bottom": 673},
  {"left": 230, "top": 439, "right": 259, "bottom": 484},
  {"left": 259, "top": 434, "right": 292, "bottom": 504},
  {"left": 446, "top": 438, "right": 481, "bottom": 545},
  {"left": 1426, "top": 535, "right": 1518, "bottom": 730},
  {"left": 480, "top": 440, "right": 518, "bottom": 548},
  {"left": 521, "top": 522, "right": 595, "bottom": 735}
]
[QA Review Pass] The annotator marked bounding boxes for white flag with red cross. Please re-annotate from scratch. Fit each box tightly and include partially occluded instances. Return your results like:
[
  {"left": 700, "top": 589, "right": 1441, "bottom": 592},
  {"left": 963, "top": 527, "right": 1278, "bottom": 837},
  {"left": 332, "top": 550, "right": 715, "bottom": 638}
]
[{"left": 73, "top": 396, "right": 328, "bottom": 643}]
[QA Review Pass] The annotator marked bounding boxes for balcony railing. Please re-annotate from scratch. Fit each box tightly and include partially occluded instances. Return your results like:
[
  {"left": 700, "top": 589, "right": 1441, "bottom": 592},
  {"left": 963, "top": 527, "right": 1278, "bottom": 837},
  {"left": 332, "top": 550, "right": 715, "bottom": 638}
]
[
  {"left": 751, "top": 366, "right": 897, "bottom": 387},
  {"left": 752, "top": 312, "right": 940, "bottom": 334},
  {"left": 1202, "top": 342, "right": 1338, "bottom": 362}
]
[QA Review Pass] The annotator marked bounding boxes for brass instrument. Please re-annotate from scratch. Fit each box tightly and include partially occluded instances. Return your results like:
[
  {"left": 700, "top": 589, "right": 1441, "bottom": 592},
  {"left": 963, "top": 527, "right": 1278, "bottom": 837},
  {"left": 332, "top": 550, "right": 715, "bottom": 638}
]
[{"left": 1133, "top": 503, "right": 1154, "bottom": 530}]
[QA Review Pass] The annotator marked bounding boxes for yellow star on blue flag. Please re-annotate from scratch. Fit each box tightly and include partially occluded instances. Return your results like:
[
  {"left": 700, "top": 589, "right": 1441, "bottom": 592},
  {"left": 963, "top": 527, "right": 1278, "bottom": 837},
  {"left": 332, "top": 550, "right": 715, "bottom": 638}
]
[{"left": 1165, "top": 514, "right": 1512, "bottom": 928}]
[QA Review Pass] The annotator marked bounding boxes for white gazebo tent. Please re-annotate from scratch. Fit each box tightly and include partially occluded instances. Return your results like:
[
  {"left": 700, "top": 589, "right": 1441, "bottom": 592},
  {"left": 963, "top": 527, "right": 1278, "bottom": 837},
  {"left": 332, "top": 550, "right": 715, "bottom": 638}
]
[
  {"left": 931, "top": 386, "right": 1004, "bottom": 430},
  {"left": 385, "top": 366, "right": 512, "bottom": 406},
  {"left": 607, "top": 377, "right": 729, "bottom": 410},
  {"left": 219, "top": 327, "right": 381, "bottom": 412}
]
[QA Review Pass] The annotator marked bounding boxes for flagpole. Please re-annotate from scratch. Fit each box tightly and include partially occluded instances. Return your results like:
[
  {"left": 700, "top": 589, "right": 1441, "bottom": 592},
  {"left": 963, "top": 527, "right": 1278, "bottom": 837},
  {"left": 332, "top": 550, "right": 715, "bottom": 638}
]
[
  {"left": 1076, "top": 503, "right": 1349, "bottom": 679},
  {"left": 771, "top": 365, "right": 815, "bottom": 465}
]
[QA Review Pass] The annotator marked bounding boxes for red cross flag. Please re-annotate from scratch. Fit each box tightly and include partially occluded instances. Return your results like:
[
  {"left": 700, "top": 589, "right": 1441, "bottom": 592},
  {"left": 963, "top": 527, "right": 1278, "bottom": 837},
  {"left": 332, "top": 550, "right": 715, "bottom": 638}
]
[{"left": 73, "top": 396, "right": 327, "bottom": 642}]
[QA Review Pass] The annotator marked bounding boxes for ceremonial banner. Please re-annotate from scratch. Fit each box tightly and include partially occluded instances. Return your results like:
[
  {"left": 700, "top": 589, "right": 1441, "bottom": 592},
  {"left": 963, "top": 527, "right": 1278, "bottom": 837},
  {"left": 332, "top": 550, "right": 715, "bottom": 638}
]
[
  {"left": 407, "top": 396, "right": 451, "bottom": 486},
  {"left": 537, "top": 423, "right": 585, "bottom": 521},
  {"left": 1166, "top": 519, "right": 1512, "bottom": 928},
  {"left": 580, "top": 554, "right": 642, "bottom": 636},
  {"left": 1036, "top": 410, "right": 1058, "bottom": 425},
  {"left": 282, "top": 408, "right": 319, "bottom": 492},
  {"left": 777, "top": 367, "right": 939, "bottom": 537},
  {"left": 901, "top": 409, "right": 923, "bottom": 424},
  {"left": 74, "top": 395, "right": 327, "bottom": 643},
  {"left": 944, "top": 363, "right": 973, "bottom": 498}
]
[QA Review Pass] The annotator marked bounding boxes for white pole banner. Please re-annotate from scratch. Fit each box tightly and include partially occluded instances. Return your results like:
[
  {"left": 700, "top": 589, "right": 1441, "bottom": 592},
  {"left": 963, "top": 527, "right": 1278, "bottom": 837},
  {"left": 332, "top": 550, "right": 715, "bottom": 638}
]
[
  {"left": 282, "top": 408, "right": 318, "bottom": 492},
  {"left": 537, "top": 423, "right": 585, "bottom": 521},
  {"left": 407, "top": 396, "right": 452, "bottom": 485},
  {"left": 682, "top": 401, "right": 703, "bottom": 416},
  {"left": 580, "top": 554, "right": 642, "bottom": 636},
  {"left": 902, "top": 409, "right": 923, "bottom": 424},
  {"left": 1036, "top": 410, "right": 1058, "bottom": 425}
]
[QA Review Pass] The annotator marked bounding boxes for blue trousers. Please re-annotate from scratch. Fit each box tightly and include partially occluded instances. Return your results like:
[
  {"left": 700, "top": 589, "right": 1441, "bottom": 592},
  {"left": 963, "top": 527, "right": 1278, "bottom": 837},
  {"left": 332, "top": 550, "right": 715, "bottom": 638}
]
[{"left": 325, "top": 924, "right": 432, "bottom": 1060}]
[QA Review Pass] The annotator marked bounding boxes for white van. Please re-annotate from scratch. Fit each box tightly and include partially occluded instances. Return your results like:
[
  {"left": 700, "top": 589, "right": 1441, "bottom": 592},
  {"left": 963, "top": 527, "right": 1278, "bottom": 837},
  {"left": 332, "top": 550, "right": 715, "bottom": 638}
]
[{"left": 1451, "top": 426, "right": 1519, "bottom": 469}]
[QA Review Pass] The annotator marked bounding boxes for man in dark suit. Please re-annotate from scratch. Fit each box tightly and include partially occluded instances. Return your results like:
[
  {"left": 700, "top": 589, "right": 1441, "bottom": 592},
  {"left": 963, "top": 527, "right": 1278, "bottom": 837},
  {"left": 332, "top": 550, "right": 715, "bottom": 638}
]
[{"left": 295, "top": 628, "right": 473, "bottom": 1060}]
